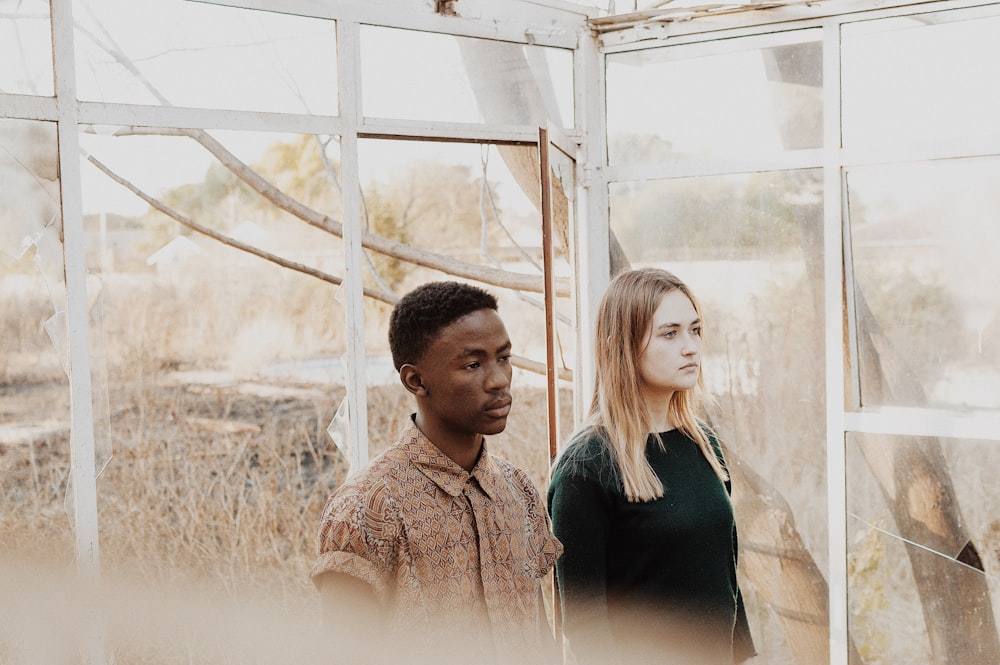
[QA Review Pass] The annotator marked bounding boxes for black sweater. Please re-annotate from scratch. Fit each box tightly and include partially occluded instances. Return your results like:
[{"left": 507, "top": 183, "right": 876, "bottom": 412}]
[{"left": 547, "top": 428, "right": 756, "bottom": 665}]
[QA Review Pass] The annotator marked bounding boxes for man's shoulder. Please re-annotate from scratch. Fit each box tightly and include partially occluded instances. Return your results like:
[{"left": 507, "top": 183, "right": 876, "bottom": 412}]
[{"left": 331, "top": 444, "right": 417, "bottom": 508}]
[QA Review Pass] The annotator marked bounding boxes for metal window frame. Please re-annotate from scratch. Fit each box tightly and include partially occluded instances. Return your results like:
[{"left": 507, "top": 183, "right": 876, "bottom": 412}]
[
  {"left": 591, "top": 5, "right": 1000, "bottom": 665},
  {"left": 18, "top": 3, "right": 589, "bottom": 663},
  {"left": 10, "top": 1, "right": 1000, "bottom": 664}
]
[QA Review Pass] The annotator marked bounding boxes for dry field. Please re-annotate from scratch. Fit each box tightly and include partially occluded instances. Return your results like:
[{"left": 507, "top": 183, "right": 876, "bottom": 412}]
[
  {"left": 0, "top": 262, "right": 570, "bottom": 664},
  {"left": 1, "top": 370, "right": 567, "bottom": 664}
]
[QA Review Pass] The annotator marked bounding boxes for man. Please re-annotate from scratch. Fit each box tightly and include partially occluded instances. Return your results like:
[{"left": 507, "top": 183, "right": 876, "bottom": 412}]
[{"left": 311, "top": 281, "right": 562, "bottom": 665}]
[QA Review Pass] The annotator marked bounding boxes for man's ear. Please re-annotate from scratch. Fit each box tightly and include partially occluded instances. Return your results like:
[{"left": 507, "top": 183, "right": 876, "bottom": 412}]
[{"left": 398, "top": 364, "right": 427, "bottom": 397}]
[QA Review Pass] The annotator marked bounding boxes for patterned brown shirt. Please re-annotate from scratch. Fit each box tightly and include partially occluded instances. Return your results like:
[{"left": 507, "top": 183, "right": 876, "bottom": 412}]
[{"left": 311, "top": 419, "right": 563, "bottom": 664}]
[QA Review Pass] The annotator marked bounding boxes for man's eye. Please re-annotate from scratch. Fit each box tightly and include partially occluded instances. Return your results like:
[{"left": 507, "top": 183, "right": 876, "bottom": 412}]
[
  {"left": 466, "top": 362, "right": 480, "bottom": 370},
  {"left": 499, "top": 354, "right": 512, "bottom": 364}
]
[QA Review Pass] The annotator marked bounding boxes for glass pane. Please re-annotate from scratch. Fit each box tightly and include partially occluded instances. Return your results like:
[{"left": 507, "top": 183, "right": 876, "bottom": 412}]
[
  {"left": 842, "top": 6, "right": 1000, "bottom": 148},
  {"left": 1, "top": 119, "right": 60, "bottom": 261},
  {"left": 75, "top": 128, "right": 346, "bottom": 653},
  {"left": 610, "top": 168, "right": 826, "bottom": 664},
  {"left": 356, "top": 138, "right": 576, "bottom": 490},
  {"left": 847, "top": 434, "right": 1000, "bottom": 664},
  {"left": 361, "top": 26, "right": 574, "bottom": 128},
  {"left": 1, "top": 119, "right": 72, "bottom": 563},
  {"left": 847, "top": 158, "right": 1000, "bottom": 411},
  {"left": 0, "top": 0, "right": 53, "bottom": 96},
  {"left": 74, "top": 0, "right": 337, "bottom": 114},
  {"left": 606, "top": 30, "right": 822, "bottom": 164}
]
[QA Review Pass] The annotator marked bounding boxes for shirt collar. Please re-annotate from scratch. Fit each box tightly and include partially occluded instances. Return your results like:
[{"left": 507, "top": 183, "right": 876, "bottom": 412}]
[{"left": 400, "top": 417, "right": 502, "bottom": 501}]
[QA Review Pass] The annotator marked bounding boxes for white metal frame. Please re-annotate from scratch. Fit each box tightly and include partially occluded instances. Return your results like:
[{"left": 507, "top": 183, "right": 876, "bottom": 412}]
[
  {"left": 821, "top": 16, "right": 849, "bottom": 665},
  {"left": 50, "top": 3, "right": 107, "bottom": 664},
  {"left": 8, "top": 1, "right": 1000, "bottom": 663},
  {"left": 5, "top": 2, "right": 589, "bottom": 663},
  {"left": 591, "top": 4, "right": 1000, "bottom": 665}
]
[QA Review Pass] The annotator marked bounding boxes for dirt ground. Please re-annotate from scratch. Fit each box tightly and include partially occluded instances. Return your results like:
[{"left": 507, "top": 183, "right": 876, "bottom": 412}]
[{"left": 0, "top": 380, "right": 71, "bottom": 444}]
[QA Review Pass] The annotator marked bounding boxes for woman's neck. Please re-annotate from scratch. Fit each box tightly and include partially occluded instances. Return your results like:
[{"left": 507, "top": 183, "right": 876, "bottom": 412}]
[{"left": 644, "top": 391, "right": 675, "bottom": 433}]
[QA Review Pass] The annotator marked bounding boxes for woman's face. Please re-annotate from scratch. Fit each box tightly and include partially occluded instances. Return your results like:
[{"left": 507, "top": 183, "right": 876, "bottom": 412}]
[{"left": 636, "top": 290, "right": 701, "bottom": 402}]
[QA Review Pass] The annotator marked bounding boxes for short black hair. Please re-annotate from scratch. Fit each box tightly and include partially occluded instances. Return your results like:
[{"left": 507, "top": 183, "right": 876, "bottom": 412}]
[{"left": 388, "top": 281, "right": 499, "bottom": 370}]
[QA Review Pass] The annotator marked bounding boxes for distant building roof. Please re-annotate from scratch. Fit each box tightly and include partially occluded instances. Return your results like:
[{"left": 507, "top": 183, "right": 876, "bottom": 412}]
[{"left": 147, "top": 236, "right": 203, "bottom": 266}]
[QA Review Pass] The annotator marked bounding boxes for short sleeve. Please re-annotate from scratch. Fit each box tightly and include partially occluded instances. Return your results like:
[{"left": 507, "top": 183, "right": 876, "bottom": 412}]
[{"left": 310, "top": 481, "right": 399, "bottom": 600}]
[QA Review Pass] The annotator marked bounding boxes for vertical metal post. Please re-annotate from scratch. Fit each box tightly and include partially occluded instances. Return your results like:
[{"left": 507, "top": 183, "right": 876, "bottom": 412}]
[
  {"left": 337, "top": 19, "right": 369, "bottom": 470},
  {"left": 823, "top": 17, "right": 849, "bottom": 665},
  {"left": 50, "top": 0, "right": 106, "bottom": 662},
  {"left": 574, "top": 25, "right": 608, "bottom": 423},
  {"left": 538, "top": 127, "right": 563, "bottom": 648},
  {"left": 539, "top": 128, "right": 560, "bottom": 465}
]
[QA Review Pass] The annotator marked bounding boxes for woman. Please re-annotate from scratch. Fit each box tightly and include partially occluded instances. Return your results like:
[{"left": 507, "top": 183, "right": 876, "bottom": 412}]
[{"left": 548, "top": 268, "right": 756, "bottom": 665}]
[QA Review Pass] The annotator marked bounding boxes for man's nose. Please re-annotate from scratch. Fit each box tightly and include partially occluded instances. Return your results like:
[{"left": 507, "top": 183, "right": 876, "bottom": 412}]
[{"left": 485, "top": 362, "right": 511, "bottom": 389}]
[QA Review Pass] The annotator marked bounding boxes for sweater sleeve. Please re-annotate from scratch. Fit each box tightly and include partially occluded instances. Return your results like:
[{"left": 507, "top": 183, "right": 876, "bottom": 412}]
[
  {"left": 733, "top": 584, "right": 757, "bottom": 662},
  {"left": 707, "top": 426, "right": 757, "bottom": 663},
  {"left": 731, "top": 521, "right": 757, "bottom": 662},
  {"left": 720, "top": 435, "right": 757, "bottom": 663},
  {"left": 547, "top": 459, "right": 621, "bottom": 665}
]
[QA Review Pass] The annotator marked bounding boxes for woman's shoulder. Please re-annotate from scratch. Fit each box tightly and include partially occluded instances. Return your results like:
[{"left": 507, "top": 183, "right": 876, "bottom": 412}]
[
  {"left": 560, "top": 427, "right": 609, "bottom": 459},
  {"left": 693, "top": 420, "right": 723, "bottom": 451},
  {"left": 552, "top": 428, "right": 616, "bottom": 480},
  {"left": 694, "top": 421, "right": 731, "bottom": 481}
]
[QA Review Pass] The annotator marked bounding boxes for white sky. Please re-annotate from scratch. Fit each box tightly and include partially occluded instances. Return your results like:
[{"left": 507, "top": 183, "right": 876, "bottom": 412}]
[{"left": 5, "top": 0, "right": 1000, "bottom": 218}]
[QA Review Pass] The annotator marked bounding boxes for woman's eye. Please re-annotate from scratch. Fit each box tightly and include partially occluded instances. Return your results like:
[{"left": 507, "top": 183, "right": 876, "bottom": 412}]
[{"left": 692, "top": 327, "right": 702, "bottom": 336}]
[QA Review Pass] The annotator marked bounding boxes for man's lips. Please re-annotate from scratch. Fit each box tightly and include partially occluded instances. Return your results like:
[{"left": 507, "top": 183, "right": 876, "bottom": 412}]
[{"left": 485, "top": 398, "right": 512, "bottom": 417}]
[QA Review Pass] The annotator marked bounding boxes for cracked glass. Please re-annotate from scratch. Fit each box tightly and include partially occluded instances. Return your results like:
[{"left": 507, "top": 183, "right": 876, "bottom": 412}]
[{"left": 847, "top": 433, "right": 1000, "bottom": 664}]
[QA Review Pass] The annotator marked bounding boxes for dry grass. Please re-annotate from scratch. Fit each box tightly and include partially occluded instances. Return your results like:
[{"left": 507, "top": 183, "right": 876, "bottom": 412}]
[
  {"left": 1, "top": 375, "right": 563, "bottom": 664},
  {"left": 0, "top": 260, "right": 568, "bottom": 663}
]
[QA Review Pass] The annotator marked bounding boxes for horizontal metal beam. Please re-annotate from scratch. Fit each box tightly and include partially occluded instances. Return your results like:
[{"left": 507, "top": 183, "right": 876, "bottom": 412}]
[
  {"left": 193, "top": 0, "right": 584, "bottom": 48},
  {"left": 596, "top": 0, "right": 998, "bottom": 48},
  {"left": 0, "top": 93, "right": 57, "bottom": 122},
  {"left": 844, "top": 407, "right": 1000, "bottom": 442},
  {"left": 76, "top": 101, "right": 343, "bottom": 134},
  {"left": 360, "top": 116, "right": 582, "bottom": 146}
]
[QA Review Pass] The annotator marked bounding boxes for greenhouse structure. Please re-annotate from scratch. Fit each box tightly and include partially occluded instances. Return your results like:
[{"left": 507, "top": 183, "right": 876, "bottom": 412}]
[{"left": 1, "top": 0, "right": 999, "bottom": 664}]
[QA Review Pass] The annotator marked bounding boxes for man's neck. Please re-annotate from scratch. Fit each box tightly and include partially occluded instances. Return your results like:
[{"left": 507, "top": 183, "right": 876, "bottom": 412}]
[{"left": 413, "top": 414, "right": 484, "bottom": 472}]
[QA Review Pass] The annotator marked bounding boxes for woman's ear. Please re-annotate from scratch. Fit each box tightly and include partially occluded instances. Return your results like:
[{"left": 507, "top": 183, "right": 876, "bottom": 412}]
[{"left": 399, "top": 364, "right": 427, "bottom": 397}]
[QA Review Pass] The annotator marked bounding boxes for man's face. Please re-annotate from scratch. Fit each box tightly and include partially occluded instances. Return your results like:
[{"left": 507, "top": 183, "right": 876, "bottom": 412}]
[{"left": 413, "top": 308, "right": 513, "bottom": 441}]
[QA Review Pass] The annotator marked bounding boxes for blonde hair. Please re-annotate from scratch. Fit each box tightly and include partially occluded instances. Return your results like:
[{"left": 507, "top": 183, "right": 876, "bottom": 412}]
[{"left": 587, "top": 267, "right": 728, "bottom": 502}]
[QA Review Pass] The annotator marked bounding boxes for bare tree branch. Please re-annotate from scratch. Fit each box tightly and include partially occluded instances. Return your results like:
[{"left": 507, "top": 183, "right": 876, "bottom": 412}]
[
  {"left": 99, "top": 126, "right": 570, "bottom": 297},
  {"left": 88, "top": 152, "right": 564, "bottom": 380},
  {"left": 88, "top": 153, "right": 396, "bottom": 305}
]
